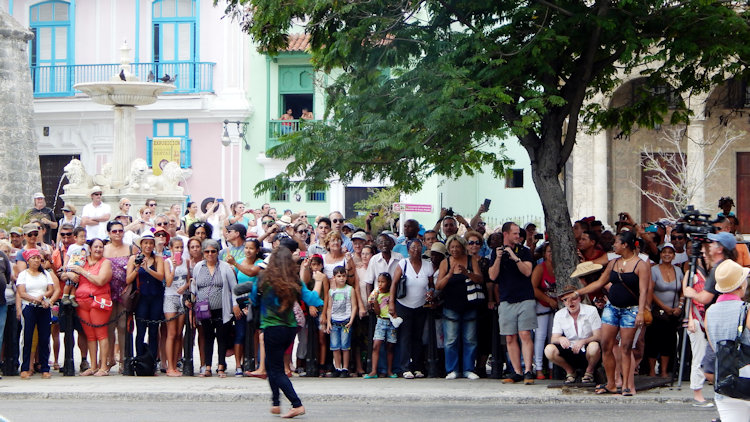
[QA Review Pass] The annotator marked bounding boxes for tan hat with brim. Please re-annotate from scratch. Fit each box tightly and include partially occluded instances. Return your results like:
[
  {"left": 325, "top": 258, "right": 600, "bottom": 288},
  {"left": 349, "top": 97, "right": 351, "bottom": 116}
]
[
  {"left": 570, "top": 261, "right": 603, "bottom": 278},
  {"left": 715, "top": 260, "right": 750, "bottom": 293}
]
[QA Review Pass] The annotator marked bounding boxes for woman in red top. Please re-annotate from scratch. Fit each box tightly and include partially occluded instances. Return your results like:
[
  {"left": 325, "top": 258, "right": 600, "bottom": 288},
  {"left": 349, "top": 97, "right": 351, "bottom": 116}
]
[
  {"left": 63, "top": 238, "right": 113, "bottom": 376},
  {"left": 531, "top": 243, "right": 557, "bottom": 380}
]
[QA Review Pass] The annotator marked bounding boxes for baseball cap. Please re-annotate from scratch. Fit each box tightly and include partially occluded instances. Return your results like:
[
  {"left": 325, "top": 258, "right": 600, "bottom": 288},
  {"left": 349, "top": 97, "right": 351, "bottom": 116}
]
[{"left": 32, "top": 192, "right": 45, "bottom": 199}]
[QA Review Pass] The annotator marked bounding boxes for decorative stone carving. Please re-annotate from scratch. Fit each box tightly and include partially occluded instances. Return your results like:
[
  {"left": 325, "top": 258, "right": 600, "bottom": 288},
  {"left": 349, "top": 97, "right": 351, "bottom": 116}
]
[
  {"left": 62, "top": 159, "right": 93, "bottom": 193},
  {"left": 125, "top": 158, "right": 150, "bottom": 192},
  {"left": 147, "top": 161, "right": 184, "bottom": 194}
]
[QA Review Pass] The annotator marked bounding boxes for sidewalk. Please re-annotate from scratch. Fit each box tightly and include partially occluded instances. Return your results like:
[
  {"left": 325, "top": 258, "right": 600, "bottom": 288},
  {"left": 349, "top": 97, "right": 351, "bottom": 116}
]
[{"left": 0, "top": 371, "right": 706, "bottom": 405}]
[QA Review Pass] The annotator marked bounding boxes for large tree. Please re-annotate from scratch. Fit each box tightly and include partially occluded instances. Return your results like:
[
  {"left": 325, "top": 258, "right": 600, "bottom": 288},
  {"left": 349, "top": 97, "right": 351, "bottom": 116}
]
[{"left": 219, "top": 0, "right": 750, "bottom": 288}]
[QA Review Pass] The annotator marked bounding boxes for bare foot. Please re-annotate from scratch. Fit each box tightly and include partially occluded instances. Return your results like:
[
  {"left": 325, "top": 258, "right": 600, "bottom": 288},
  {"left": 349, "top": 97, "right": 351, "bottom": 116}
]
[
  {"left": 270, "top": 406, "right": 281, "bottom": 415},
  {"left": 281, "top": 406, "right": 306, "bottom": 419}
]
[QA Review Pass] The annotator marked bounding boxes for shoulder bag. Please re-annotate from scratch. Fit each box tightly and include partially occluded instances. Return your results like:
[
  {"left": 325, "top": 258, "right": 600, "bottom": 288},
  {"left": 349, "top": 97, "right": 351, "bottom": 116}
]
[
  {"left": 122, "top": 276, "right": 140, "bottom": 313},
  {"left": 194, "top": 264, "right": 213, "bottom": 321},
  {"left": 616, "top": 259, "right": 652, "bottom": 326},
  {"left": 465, "top": 256, "right": 485, "bottom": 304},
  {"left": 715, "top": 303, "right": 750, "bottom": 400},
  {"left": 396, "top": 261, "right": 408, "bottom": 299}
]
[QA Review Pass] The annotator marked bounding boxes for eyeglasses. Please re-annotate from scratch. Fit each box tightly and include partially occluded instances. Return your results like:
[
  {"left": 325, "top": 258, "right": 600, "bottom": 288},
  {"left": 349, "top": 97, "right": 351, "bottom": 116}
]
[
  {"left": 148, "top": 203, "right": 157, "bottom": 207},
  {"left": 297, "top": 230, "right": 309, "bottom": 234},
  {"left": 92, "top": 193, "right": 102, "bottom": 196},
  {"left": 194, "top": 223, "right": 205, "bottom": 227},
  {"left": 63, "top": 209, "right": 72, "bottom": 212},
  {"left": 203, "top": 249, "right": 218, "bottom": 254},
  {"left": 467, "top": 240, "right": 482, "bottom": 246},
  {"left": 110, "top": 229, "right": 124, "bottom": 234},
  {"left": 26, "top": 231, "right": 38, "bottom": 237},
  {"left": 477, "top": 222, "right": 486, "bottom": 226},
  {"left": 156, "top": 222, "right": 168, "bottom": 227},
  {"left": 60, "top": 232, "right": 73, "bottom": 237},
  {"left": 123, "top": 203, "right": 132, "bottom": 206},
  {"left": 673, "top": 235, "right": 685, "bottom": 240},
  {"left": 332, "top": 219, "right": 345, "bottom": 223},
  {"left": 154, "top": 232, "right": 168, "bottom": 238}
]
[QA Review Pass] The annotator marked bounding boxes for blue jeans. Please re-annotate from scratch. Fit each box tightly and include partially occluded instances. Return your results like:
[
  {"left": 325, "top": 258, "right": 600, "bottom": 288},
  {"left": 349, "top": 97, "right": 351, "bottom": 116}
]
[
  {"left": 21, "top": 305, "right": 51, "bottom": 373},
  {"left": 443, "top": 307, "right": 477, "bottom": 374},
  {"left": 329, "top": 320, "right": 352, "bottom": 351},
  {"left": 265, "top": 326, "right": 302, "bottom": 408},
  {"left": 135, "top": 294, "right": 164, "bottom": 358},
  {"left": 0, "top": 303, "right": 7, "bottom": 364}
]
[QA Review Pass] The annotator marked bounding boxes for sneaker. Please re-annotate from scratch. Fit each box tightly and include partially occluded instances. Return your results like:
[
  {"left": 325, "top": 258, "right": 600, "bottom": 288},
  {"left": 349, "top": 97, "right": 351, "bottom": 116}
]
[
  {"left": 79, "top": 359, "right": 90, "bottom": 373},
  {"left": 235, "top": 369, "right": 243, "bottom": 377},
  {"left": 502, "top": 372, "right": 524, "bottom": 383},
  {"left": 413, "top": 371, "right": 425, "bottom": 378},
  {"left": 331, "top": 369, "right": 341, "bottom": 378},
  {"left": 61, "top": 297, "right": 71, "bottom": 306},
  {"left": 464, "top": 371, "right": 479, "bottom": 380},
  {"left": 691, "top": 400, "right": 714, "bottom": 408},
  {"left": 402, "top": 371, "right": 415, "bottom": 379},
  {"left": 445, "top": 371, "right": 458, "bottom": 380},
  {"left": 524, "top": 371, "right": 535, "bottom": 385},
  {"left": 340, "top": 369, "right": 349, "bottom": 378},
  {"left": 70, "top": 297, "right": 79, "bottom": 308}
]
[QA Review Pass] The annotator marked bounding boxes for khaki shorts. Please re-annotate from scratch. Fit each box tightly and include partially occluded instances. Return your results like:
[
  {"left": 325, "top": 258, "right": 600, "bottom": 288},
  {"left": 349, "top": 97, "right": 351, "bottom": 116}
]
[{"left": 499, "top": 299, "right": 538, "bottom": 335}]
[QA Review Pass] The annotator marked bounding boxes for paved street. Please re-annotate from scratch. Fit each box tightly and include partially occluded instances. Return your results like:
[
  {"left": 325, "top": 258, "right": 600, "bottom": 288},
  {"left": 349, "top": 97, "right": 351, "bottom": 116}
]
[{"left": 0, "top": 399, "right": 719, "bottom": 422}]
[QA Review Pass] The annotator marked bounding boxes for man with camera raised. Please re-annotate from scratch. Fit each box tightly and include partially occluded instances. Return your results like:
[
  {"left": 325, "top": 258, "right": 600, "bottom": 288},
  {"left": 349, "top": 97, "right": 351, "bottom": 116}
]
[{"left": 489, "top": 222, "right": 536, "bottom": 384}]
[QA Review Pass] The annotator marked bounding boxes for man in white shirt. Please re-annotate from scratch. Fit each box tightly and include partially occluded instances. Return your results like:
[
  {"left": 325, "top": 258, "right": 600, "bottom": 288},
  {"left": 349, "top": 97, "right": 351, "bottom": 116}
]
[
  {"left": 362, "top": 233, "right": 404, "bottom": 300},
  {"left": 80, "top": 186, "right": 111, "bottom": 240},
  {"left": 544, "top": 285, "right": 602, "bottom": 383}
]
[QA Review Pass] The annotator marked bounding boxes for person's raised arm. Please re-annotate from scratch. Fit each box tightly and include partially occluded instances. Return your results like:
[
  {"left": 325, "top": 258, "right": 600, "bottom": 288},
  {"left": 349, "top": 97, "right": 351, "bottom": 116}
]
[
  {"left": 469, "top": 204, "right": 486, "bottom": 230},
  {"left": 576, "top": 260, "right": 615, "bottom": 297}
]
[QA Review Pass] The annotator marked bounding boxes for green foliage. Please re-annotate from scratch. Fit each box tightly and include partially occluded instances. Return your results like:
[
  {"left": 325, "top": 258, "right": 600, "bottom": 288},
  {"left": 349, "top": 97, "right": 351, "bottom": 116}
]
[
  {"left": 0, "top": 206, "right": 31, "bottom": 233},
  {"left": 347, "top": 187, "right": 400, "bottom": 233}
]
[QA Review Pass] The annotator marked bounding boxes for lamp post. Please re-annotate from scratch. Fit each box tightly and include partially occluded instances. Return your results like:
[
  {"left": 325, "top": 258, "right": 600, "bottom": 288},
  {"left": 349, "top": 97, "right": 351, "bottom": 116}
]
[{"left": 221, "top": 119, "right": 250, "bottom": 150}]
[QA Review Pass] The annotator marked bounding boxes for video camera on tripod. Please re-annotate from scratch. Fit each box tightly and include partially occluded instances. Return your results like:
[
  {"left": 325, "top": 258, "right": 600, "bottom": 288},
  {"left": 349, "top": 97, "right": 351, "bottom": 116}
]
[{"left": 675, "top": 205, "right": 719, "bottom": 240}]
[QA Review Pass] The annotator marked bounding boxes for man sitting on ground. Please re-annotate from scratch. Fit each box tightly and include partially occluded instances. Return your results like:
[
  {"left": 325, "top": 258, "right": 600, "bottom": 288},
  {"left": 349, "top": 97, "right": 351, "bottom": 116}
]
[{"left": 544, "top": 285, "right": 602, "bottom": 384}]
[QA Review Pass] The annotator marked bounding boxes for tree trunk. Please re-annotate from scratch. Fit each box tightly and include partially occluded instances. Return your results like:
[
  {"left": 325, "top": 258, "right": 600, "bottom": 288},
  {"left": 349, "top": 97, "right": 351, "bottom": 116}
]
[{"left": 527, "top": 134, "right": 579, "bottom": 294}]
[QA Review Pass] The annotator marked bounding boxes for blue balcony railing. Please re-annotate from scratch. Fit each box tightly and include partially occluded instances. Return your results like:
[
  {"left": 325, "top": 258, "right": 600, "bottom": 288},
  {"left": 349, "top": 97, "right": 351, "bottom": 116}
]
[
  {"left": 30, "top": 61, "right": 216, "bottom": 98},
  {"left": 267, "top": 119, "right": 321, "bottom": 150}
]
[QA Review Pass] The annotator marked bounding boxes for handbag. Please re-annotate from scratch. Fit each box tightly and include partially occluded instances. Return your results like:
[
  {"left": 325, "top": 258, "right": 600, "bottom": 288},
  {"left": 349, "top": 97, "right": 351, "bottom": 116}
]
[
  {"left": 194, "top": 263, "right": 215, "bottom": 321},
  {"left": 92, "top": 295, "right": 113, "bottom": 310},
  {"left": 396, "top": 261, "right": 408, "bottom": 299},
  {"left": 714, "top": 303, "right": 750, "bottom": 400},
  {"left": 121, "top": 280, "right": 140, "bottom": 313},
  {"left": 465, "top": 257, "right": 486, "bottom": 304}
]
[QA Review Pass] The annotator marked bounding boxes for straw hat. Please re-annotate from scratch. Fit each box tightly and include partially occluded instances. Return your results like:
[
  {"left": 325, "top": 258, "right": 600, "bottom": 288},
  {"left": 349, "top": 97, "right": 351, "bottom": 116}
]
[
  {"left": 714, "top": 260, "right": 750, "bottom": 293},
  {"left": 570, "top": 261, "right": 603, "bottom": 278}
]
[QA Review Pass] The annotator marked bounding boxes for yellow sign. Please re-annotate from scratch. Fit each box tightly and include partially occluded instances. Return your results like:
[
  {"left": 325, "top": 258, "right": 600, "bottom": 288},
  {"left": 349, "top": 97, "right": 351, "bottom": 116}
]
[{"left": 152, "top": 137, "right": 182, "bottom": 175}]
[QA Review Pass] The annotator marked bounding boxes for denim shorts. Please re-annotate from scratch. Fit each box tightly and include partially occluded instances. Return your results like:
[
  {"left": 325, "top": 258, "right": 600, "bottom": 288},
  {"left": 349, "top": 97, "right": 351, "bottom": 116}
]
[
  {"left": 601, "top": 302, "right": 638, "bottom": 328},
  {"left": 329, "top": 320, "right": 352, "bottom": 351},
  {"left": 373, "top": 317, "right": 397, "bottom": 344}
]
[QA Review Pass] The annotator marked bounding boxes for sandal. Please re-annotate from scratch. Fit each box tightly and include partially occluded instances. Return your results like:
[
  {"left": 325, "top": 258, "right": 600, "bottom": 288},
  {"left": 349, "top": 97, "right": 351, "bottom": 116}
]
[
  {"left": 93, "top": 369, "right": 109, "bottom": 377},
  {"left": 80, "top": 368, "right": 96, "bottom": 376},
  {"left": 581, "top": 372, "right": 595, "bottom": 383},
  {"left": 594, "top": 384, "right": 618, "bottom": 395},
  {"left": 622, "top": 388, "right": 633, "bottom": 397},
  {"left": 199, "top": 367, "right": 212, "bottom": 377},
  {"left": 564, "top": 373, "right": 576, "bottom": 385},
  {"left": 217, "top": 367, "right": 227, "bottom": 378}
]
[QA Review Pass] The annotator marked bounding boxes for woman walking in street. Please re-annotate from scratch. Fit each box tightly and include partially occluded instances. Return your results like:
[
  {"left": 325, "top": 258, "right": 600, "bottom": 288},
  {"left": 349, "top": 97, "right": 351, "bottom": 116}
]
[{"left": 252, "top": 246, "right": 323, "bottom": 418}]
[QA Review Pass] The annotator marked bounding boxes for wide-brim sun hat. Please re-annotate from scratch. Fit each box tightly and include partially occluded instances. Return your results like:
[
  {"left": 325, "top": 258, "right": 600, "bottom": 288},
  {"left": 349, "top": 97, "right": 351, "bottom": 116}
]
[
  {"left": 135, "top": 233, "right": 156, "bottom": 249},
  {"left": 714, "top": 259, "right": 750, "bottom": 293},
  {"left": 570, "top": 261, "right": 603, "bottom": 278}
]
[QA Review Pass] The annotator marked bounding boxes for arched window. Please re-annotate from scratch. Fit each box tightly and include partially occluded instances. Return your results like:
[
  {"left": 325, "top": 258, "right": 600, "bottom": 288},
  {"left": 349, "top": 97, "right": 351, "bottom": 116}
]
[
  {"left": 30, "top": 1, "right": 73, "bottom": 96},
  {"left": 152, "top": 0, "right": 197, "bottom": 91}
]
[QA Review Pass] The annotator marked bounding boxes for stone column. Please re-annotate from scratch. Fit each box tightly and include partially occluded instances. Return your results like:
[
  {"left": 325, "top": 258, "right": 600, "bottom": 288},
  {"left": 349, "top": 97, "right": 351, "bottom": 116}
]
[
  {"left": 112, "top": 105, "right": 136, "bottom": 187},
  {"left": 0, "top": 11, "right": 42, "bottom": 212},
  {"left": 686, "top": 120, "right": 706, "bottom": 211},
  {"left": 592, "top": 130, "right": 609, "bottom": 223}
]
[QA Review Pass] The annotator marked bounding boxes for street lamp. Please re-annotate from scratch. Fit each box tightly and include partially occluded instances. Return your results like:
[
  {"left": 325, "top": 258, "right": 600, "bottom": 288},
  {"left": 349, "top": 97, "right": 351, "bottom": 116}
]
[{"left": 221, "top": 119, "right": 250, "bottom": 150}]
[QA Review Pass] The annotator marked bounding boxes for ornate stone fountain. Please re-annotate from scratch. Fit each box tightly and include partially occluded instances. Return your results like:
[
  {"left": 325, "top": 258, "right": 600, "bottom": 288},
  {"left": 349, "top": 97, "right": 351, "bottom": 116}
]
[{"left": 61, "top": 41, "right": 186, "bottom": 213}]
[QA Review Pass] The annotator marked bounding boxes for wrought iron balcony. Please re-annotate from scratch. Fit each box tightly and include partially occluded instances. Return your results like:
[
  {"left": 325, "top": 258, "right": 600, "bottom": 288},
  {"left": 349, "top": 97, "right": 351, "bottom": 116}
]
[
  {"left": 30, "top": 61, "right": 215, "bottom": 98},
  {"left": 267, "top": 119, "right": 320, "bottom": 150}
]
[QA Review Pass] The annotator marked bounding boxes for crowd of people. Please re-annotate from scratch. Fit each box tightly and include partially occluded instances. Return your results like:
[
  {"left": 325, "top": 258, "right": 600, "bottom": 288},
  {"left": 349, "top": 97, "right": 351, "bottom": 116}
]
[{"left": 3, "top": 190, "right": 750, "bottom": 417}]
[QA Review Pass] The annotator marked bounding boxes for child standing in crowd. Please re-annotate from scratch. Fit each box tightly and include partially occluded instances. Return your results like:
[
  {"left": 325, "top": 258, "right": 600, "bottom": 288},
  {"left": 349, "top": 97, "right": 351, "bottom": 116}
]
[
  {"left": 326, "top": 265, "right": 356, "bottom": 377},
  {"left": 365, "top": 272, "right": 398, "bottom": 379},
  {"left": 61, "top": 227, "right": 88, "bottom": 307}
]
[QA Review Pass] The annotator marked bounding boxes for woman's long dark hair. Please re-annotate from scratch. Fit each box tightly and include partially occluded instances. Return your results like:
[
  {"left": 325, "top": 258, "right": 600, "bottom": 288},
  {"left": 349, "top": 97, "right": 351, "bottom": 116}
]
[
  {"left": 260, "top": 247, "right": 301, "bottom": 312},
  {"left": 188, "top": 221, "right": 213, "bottom": 238}
]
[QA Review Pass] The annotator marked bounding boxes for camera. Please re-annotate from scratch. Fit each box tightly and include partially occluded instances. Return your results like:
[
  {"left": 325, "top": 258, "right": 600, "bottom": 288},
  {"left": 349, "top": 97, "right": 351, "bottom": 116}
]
[
  {"left": 234, "top": 282, "right": 254, "bottom": 307},
  {"left": 675, "top": 206, "right": 718, "bottom": 238},
  {"left": 446, "top": 207, "right": 454, "bottom": 217},
  {"left": 370, "top": 212, "right": 379, "bottom": 217},
  {"left": 134, "top": 253, "right": 145, "bottom": 266},
  {"left": 534, "top": 233, "right": 544, "bottom": 240},
  {"left": 619, "top": 212, "right": 627, "bottom": 221}
]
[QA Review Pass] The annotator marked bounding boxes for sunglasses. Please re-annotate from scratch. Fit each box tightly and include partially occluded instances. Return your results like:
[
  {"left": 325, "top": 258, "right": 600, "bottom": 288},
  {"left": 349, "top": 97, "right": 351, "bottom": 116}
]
[
  {"left": 60, "top": 232, "right": 73, "bottom": 237},
  {"left": 203, "top": 249, "right": 218, "bottom": 254},
  {"left": 156, "top": 222, "right": 168, "bottom": 226},
  {"left": 297, "top": 230, "right": 309, "bottom": 234},
  {"left": 148, "top": 203, "right": 157, "bottom": 207},
  {"left": 477, "top": 222, "right": 486, "bottom": 226},
  {"left": 63, "top": 209, "right": 72, "bottom": 212},
  {"left": 264, "top": 221, "right": 275, "bottom": 225},
  {"left": 92, "top": 193, "right": 102, "bottom": 196},
  {"left": 673, "top": 235, "right": 685, "bottom": 240},
  {"left": 110, "top": 229, "right": 124, "bottom": 234},
  {"left": 467, "top": 240, "right": 482, "bottom": 246},
  {"left": 332, "top": 219, "right": 345, "bottom": 223},
  {"left": 194, "top": 223, "right": 205, "bottom": 227},
  {"left": 123, "top": 203, "right": 132, "bottom": 206},
  {"left": 154, "top": 232, "right": 168, "bottom": 238},
  {"left": 26, "top": 232, "right": 38, "bottom": 236}
]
